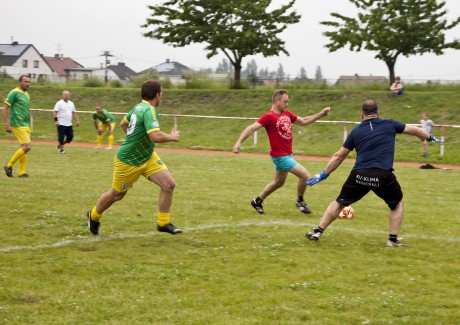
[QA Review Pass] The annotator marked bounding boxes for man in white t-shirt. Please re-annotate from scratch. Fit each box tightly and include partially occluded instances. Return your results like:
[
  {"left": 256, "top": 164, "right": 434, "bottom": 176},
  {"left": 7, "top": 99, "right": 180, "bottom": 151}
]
[
  {"left": 421, "top": 112, "right": 435, "bottom": 157},
  {"left": 53, "top": 90, "right": 80, "bottom": 154}
]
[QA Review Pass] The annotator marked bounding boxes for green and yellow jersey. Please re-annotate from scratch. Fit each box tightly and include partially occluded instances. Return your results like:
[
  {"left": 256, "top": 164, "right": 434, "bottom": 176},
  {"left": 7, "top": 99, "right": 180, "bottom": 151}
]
[
  {"left": 4, "top": 87, "right": 30, "bottom": 127},
  {"left": 92, "top": 109, "right": 115, "bottom": 124},
  {"left": 116, "top": 100, "right": 160, "bottom": 166}
]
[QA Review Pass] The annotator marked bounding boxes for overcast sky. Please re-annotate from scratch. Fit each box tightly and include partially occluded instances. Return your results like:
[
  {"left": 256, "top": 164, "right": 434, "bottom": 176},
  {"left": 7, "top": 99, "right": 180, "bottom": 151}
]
[{"left": 2, "top": 0, "right": 460, "bottom": 81}]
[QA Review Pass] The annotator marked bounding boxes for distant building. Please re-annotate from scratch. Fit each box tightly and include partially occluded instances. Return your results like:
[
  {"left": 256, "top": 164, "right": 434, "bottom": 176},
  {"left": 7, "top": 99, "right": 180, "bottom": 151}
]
[
  {"left": 43, "top": 54, "right": 90, "bottom": 83},
  {"left": 0, "top": 42, "right": 53, "bottom": 81},
  {"left": 336, "top": 74, "right": 388, "bottom": 86},
  {"left": 92, "top": 62, "right": 138, "bottom": 84},
  {"left": 140, "top": 58, "right": 193, "bottom": 84}
]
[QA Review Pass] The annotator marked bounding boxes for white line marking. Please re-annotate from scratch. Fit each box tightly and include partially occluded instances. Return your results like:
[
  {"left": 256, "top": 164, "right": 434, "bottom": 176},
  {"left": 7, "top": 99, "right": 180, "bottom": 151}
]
[{"left": 0, "top": 220, "right": 458, "bottom": 252}]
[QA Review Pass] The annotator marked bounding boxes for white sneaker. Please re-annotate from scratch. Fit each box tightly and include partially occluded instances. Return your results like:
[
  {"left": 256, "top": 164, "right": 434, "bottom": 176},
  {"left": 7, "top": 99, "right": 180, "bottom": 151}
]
[
  {"left": 386, "top": 239, "right": 407, "bottom": 247},
  {"left": 306, "top": 229, "right": 322, "bottom": 241},
  {"left": 105, "top": 147, "right": 113, "bottom": 150}
]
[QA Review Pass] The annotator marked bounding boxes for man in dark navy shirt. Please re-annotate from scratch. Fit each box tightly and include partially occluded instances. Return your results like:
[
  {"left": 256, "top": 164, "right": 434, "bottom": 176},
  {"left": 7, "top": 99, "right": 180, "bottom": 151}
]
[{"left": 305, "top": 100, "right": 443, "bottom": 247}]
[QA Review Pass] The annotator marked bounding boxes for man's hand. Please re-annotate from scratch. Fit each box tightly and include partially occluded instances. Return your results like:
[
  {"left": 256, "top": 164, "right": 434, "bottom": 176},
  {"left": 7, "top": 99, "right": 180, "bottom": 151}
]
[
  {"left": 233, "top": 143, "right": 241, "bottom": 154},
  {"left": 306, "top": 171, "right": 329, "bottom": 186},
  {"left": 428, "top": 135, "right": 443, "bottom": 144},
  {"left": 5, "top": 124, "right": 12, "bottom": 133},
  {"left": 322, "top": 107, "right": 331, "bottom": 116}
]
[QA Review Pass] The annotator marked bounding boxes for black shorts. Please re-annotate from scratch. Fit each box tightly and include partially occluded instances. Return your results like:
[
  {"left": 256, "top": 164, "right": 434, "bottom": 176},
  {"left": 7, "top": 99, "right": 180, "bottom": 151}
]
[{"left": 336, "top": 169, "right": 403, "bottom": 210}]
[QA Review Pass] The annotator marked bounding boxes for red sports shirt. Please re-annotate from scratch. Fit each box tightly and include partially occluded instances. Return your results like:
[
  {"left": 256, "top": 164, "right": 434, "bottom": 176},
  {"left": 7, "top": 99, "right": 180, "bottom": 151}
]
[{"left": 258, "top": 109, "right": 298, "bottom": 157}]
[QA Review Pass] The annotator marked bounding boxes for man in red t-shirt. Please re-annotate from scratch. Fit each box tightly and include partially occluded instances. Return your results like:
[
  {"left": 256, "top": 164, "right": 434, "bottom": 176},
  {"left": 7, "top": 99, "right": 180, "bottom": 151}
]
[{"left": 233, "top": 89, "right": 331, "bottom": 215}]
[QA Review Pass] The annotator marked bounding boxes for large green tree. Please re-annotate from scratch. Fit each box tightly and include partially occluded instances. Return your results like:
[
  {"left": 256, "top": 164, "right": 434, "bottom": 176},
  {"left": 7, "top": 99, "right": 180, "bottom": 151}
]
[
  {"left": 142, "top": 0, "right": 300, "bottom": 88},
  {"left": 321, "top": 0, "right": 460, "bottom": 84}
]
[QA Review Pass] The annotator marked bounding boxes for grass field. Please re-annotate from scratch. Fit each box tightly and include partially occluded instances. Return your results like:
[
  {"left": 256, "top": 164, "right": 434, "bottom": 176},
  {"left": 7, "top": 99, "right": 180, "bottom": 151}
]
[{"left": 0, "top": 143, "right": 459, "bottom": 324}]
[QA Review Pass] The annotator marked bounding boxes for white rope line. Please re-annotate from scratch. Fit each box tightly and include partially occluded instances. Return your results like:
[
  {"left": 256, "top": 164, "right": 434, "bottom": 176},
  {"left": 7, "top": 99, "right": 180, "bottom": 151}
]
[{"left": 1, "top": 219, "right": 458, "bottom": 252}]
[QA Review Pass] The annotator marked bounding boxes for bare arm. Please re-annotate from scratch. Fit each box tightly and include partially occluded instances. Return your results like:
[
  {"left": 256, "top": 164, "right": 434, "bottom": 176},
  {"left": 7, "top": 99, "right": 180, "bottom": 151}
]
[
  {"left": 233, "top": 122, "right": 263, "bottom": 153},
  {"left": 120, "top": 118, "right": 128, "bottom": 134},
  {"left": 148, "top": 128, "right": 180, "bottom": 143},
  {"left": 294, "top": 107, "right": 331, "bottom": 126},
  {"left": 403, "top": 124, "right": 430, "bottom": 140},
  {"left": 73, "top": 111, "right": 80, "bottom": 127},
  {"left": 324, "top": 146, "right": 351, "bottom": 175},
  {"left": 3, "top": 104, "right": 11, "bottom": 133}
]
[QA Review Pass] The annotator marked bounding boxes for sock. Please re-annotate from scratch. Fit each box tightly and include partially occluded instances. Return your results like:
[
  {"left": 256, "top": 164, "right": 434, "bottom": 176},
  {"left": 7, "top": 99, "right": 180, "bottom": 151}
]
[
  {"left": 314, "top": 226, "right": 324, "bottom": 234},
  {"left": 8, "top": 148, "right": 26, "bottom": 167},
  {"left": 298, "top": 196, "right": 304, "bottom": 203},
  {"left": 91, "top": 206, "right": 102, "bottom": 221},
  {"left": 255, "top": 196, "right": 263, "bottom": 204},
  {"left": 97, "top": 135, "right": 103, "bottom": 146},
  {"left": 18, "top": 153, "right": 27, "bottom": 175},
  {"left": 389, "top": 234, "right": 398, "bottom": 242},
  {"left": 158, "top": 212, "right": 170, "bottom": 227},
  {"left": 108, "top": 135, "right": 114, "bottom": 147}
]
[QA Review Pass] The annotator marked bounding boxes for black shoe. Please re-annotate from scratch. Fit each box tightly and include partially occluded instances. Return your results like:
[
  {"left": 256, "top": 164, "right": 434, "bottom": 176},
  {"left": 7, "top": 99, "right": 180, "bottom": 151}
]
[
  {"left": 4, "top": 165, "right": 13, "bottom": 177},
  {"left": 251, "top": 199, "right": 264, "bottom": 214},
  {"left": 87, "top": 210, "right": 100, "bottom": 235},
  {"left": 157, "top": 223, "right": 182, "bottom": 235},
  {"left": 296, "top": 201, "right": 311, "bottom": 214},
  {"left": 18, "top": 173, "right": 30, "bottom": 178}
]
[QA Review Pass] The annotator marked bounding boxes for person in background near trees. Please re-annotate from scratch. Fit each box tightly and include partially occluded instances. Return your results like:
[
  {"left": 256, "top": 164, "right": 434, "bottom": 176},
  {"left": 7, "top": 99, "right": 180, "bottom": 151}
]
[
  {"left": 2, "top": 75, "right": 32, "bottom": 178},
  {"left": 305, "top": 100, "right": 443, "bottom": 247},
  {"left": 390, "top": 76, "right": 404, "bottom": 97},
  {"left": 420, "top": 112, "right": 435, "bottom": 158},
  {"left": 233, "top": 89, "right": 331, "bottom": 215},
  {"left": 93, "top": 104, "right": 115, "bottom": 149},
  {"left": 87, "top": 80, "right": 182, "bottom": 236},
  {"left": 53, "top": 90, "right": 80, "bottom": 154}
]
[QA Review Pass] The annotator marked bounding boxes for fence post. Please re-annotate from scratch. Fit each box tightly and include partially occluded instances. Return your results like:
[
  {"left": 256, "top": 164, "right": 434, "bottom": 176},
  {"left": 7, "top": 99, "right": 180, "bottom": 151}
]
[
  {"left": 343, "top": 123, "right": 348, "bottom": 142},
  {"left": 254, "top": 130, "right": 258, "bottom": 146},
  {"left": 440, "top": 126, "right": 445, "bottom": 157},
  {"left": 173, "top": 115, "right": 178, "bottom": 131}
]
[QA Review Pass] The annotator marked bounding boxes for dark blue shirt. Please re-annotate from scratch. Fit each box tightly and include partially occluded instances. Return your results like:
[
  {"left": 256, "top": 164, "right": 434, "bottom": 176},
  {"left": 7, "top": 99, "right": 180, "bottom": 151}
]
[{"left": 343, "top": 118, "right": 406, "bottom": 171}]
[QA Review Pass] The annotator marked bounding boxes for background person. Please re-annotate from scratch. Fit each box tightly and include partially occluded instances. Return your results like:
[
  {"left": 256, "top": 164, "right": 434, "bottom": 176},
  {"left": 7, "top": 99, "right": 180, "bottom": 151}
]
[
  {"left": 390, "top": 76, "right": 404, "bottom": 97},
  {"left": 233, "top": 89, "right": 331, "bottom": 215},
  {"left": 305, "top": 100, "right": 443, "bottom": 247},
  {"left": 53, "top": 90, "right": 80, "bottom": 154},
  {"left": 87, "top": 80, "right": 182, "bottom": 236},
  {"left": 420, "top": 112, "right": 435, "bottom": 158},
  {"left": 93, "top": 104, "right": 115, "bottom": 149},
  {"left": 2, "top": 75, "right": 32, "bottom": 178}
]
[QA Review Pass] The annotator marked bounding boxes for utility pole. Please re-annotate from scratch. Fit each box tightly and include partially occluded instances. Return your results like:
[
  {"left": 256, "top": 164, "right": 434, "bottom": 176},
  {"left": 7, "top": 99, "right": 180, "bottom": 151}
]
[{"left": 100, "top": 51, "right": 114, "bottom": 85}]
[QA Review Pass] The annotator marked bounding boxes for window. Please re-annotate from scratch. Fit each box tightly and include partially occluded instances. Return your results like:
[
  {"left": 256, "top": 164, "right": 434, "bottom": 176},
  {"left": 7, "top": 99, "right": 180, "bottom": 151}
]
[
  {"left": 22, "top": 60, "right": 28, "bottom": 68},
  {"left": 34, "top": 60, "right": 39, "bottom": 68}
]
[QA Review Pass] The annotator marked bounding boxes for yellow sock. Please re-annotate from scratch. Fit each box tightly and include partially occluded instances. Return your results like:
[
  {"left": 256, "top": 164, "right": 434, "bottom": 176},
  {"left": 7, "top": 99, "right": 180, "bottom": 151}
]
[
  {"left": 8, "top": 148, "right": 26, "bottom": 167},
  {"left": 108, "top": 135, "right": 114, "bottom": 147},
  {"left": 91, "top": 206, "right": 102, "bottom": 221},
  {"left": 157, "top": 212, "right": 170, "bottom": 227},
  {"left": 97, "top": 135, "right": 103, "bottom": 146},
  {"left": 18, "top": 153, "right": 27, "bottom": 175}
]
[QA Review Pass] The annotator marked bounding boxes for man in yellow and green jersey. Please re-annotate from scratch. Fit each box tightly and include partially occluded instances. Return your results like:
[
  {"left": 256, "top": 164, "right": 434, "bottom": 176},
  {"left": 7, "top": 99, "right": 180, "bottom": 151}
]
[
  {"left": 87, "top": 80, "right": 182, "bottom": 236},
  {"left": 2, "top": 75, "right": 32, "bottom": 178},
  {"left": 92, "top": 104, "right": 115, "bottom": 149}
]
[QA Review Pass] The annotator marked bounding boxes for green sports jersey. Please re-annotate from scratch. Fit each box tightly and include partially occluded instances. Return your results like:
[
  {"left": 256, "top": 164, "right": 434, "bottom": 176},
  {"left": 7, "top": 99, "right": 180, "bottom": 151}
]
[
  {"left": 116, "top": 100, "right": 160, "bottom": 166},
  {"left": 92, "top": 109, "right": 115, "bottom": 124},
  {"left": 4, "top": 87, "right": 30, "bottom": 127}
]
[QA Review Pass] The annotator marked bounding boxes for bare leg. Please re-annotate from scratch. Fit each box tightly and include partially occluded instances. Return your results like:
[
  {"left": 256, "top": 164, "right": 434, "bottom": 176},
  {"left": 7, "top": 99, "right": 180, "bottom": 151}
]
[
  {"left": 289, "top": 164, "right": 310, "bottom": 197},
  {"left": 258, "top": 171, "right": 288, "bottom": 200},
  {"left": 388, "top": 200, "right": 404, "bottom": 235},
  {"left": 318, "top": 201, "right": 345, "bottom": 230},
  {"left": 96, "top": 188, "right": 126, "bottom": 215},
  {"left": 148, "top": 169, "right": 176, "bottom": 212}
]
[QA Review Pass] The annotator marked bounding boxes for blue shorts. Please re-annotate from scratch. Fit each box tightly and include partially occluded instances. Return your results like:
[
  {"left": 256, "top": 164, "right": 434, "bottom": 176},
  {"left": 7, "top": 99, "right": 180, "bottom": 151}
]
[{"left": 270, "top": 155, "right": 298, "bottom": 172}]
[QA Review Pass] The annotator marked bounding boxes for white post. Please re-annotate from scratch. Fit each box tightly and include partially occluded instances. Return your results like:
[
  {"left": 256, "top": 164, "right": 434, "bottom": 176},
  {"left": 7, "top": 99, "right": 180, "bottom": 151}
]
[
  {"left": 343, "top": 124, "right": 348, "bottom": 142},
  {"left": 440, "top": 126, "right": 445, "bottom": 157},
  {"left": 254, "top": 130, "right": 258, "bottom": 146}
]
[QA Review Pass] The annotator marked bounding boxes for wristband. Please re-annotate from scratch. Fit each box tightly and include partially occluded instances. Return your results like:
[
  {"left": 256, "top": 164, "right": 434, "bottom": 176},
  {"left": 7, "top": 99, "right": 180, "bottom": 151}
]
[{"left": 54, "top": 117, "right": 58, "bottom": 122}]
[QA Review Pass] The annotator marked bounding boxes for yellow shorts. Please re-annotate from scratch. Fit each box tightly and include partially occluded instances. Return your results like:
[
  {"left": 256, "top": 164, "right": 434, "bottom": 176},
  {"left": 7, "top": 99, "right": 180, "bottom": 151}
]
[
  {"left": 11, "top": 127, "right": 31, "bottom": 144},
  {"left": 99, "top": 122, "right": 115, "bottom": 133},
  {"left": 112, "top": 152, "right": 167, "bottom": 192}
]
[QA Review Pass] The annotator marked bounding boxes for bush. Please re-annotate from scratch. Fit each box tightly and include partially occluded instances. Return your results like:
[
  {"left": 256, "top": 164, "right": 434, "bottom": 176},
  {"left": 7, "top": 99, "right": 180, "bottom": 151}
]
[{"left": 83, "top": 77, "right": 104, "bottom": 87}]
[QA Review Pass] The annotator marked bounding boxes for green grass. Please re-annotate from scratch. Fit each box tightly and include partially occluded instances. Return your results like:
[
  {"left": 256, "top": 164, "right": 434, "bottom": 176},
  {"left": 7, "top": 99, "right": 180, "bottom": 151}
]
[
  {"left": 1, "top": 84, "right": 459, "bottom": 164},
  {"left": 0, "top": 143, "right": 459, "bottom": 324}
]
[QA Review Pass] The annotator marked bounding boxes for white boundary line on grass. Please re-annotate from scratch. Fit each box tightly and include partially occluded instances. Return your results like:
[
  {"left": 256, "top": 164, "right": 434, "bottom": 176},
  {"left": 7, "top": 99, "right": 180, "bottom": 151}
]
[{"left": 0, "top": 219, "right": 458, "bottom": 252}]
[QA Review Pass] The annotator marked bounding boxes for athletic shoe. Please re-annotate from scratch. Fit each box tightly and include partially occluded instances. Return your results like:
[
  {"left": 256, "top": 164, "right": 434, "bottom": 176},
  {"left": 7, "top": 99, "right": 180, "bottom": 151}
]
[
  {"left": 87, "top": 210, "right": 100, "bottom": 235},
  {"left": 157, "top": 223, "right": 182, "bottom": 234},
  {"left": 296, "top": 201, "right": 311, "bottom": 214},
  {"left": 386, "top": 239, "right": 407, "bottom": 247},
  {"left": 251, "top": 199, "right": 264, "bottom": 214},
  {"left": 95, "top": 146, "right": 102, "bottom": 149},
  {"left": 56, "top": 145, "right": 60, "bottom": 153},
  {"left": 18, "top": 174, "right": 30, "bottom": 178},
  {"left": 3, "top": 165, "right": 13, "bottom": 177},
  {"left": 59, "top": 150, "right": 66, "bottom": 154},
  {"left": 105, "top": 147, "right": 113, "bottom": 150},
  {"left": 306, "top": 229, "right": 322, "bottom": 241}
]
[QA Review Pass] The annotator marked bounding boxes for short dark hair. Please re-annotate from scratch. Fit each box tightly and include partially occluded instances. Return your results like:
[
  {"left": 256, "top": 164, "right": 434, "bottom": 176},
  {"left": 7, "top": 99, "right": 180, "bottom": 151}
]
[
  {"left": 361, "top": 100, "right": 378, "bottom": 116},
  {"left": 272, "top": 89, "right": 288, "bottom": 103},
  {"left": 19, "top": 75, "right": 30, "bottom": 82},
  {"left": 141, "top": 80, "right": 162, "bottom": 100}
]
